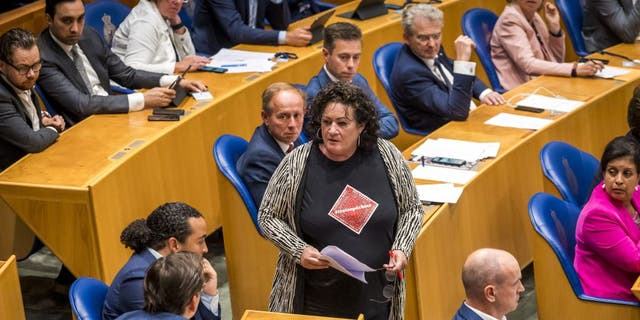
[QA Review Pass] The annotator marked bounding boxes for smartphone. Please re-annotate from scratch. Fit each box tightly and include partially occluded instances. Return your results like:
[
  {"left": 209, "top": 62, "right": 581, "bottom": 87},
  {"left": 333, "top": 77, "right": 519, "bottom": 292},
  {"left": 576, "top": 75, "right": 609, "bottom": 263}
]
[
  {"left": 148, "top": 114, "right": 180, "bottom": 121},
  {"left": 199, "top": 66, "right": 228, "bottom": 73},
  {"left": 431, "top": 157, "right": 466, "bottom": 167},
  {"left": 515, "top": 105, "right": 544, "bottom": 113},
  {"left": 153, "top": 108, "right": 185, "bottom": 116}
]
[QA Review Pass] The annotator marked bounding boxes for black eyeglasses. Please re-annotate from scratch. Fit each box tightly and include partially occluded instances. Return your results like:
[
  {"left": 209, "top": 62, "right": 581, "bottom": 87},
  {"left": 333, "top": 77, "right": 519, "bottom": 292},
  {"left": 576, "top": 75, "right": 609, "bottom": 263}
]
[
  {"left": 274, "top": 52, "right": 298, "bottom": 60},
  {"left": 3, "top": 59, "right": 42, "bottom": 75},
  {"left": 370, "top": 270, "right": 399, "bottom": 304}
]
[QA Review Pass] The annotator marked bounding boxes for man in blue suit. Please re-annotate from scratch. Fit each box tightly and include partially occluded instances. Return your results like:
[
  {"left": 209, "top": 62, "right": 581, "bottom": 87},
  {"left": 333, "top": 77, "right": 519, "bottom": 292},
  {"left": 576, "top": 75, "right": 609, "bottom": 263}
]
[
  {"left": 453, "top": 248, "right": 524, "bottom": 320},
  {"left": 390, "top": 4, "right": 505, "bottom": 134},
  {"left": 103, "top": 202, "right": 220, "bottom": 320},
  {"left": 192, "top": 0, "right": 312, "bottom": 54},
  {"left": 306, "top": 22, "right": 398, "bottom": 139},
  {"left": 237, "top": 82, "right": 305, "bottom": 206}
]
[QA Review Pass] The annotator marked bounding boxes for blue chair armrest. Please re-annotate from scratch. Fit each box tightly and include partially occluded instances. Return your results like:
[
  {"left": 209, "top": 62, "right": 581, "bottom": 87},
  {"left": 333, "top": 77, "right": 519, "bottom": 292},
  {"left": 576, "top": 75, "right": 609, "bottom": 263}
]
[{"left": 111, "top": 85, "right": 134, "bottom": 94}]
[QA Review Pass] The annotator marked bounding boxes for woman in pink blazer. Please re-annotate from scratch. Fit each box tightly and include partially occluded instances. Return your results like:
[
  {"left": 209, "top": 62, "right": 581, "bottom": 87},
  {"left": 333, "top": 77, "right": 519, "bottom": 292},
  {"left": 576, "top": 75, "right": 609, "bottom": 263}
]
[
  {"left": 574, "top": 136, "right": 640, "bottom": 302},
  {"left": 490, "top": 0, "right": 601, "bottom": 90}
]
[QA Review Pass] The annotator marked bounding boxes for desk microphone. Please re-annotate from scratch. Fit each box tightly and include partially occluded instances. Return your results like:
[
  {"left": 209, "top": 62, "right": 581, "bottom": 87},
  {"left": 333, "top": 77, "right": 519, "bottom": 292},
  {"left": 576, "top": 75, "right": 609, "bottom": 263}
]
[{"left": 599, "top": 50, "right": 640, "bottom": 64}]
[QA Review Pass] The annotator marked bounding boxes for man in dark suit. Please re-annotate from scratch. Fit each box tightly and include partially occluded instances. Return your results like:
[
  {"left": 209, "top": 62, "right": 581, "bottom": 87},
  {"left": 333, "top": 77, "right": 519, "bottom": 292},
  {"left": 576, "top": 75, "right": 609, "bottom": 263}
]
[
  {"left": 390, "top": 4, "right": 504, "bottom": 134},
  {"left": 103, "top": 202, "right": 220, "bottom": 320},
  {"left": 306, "top": 22, "right": 398, "bottom": 139},
  {"left": 38, "top": 0, "right": 206, "bottom": 126},
  {"left": 236, "top": 82, "right": 305, "bottom": 206},
  {"left": 192, "top": 0, "right": 312, "bottom": 55},
  {"left": 582, "top": 0, "right": 640, "bottom": 53},
  {"left": 452, "top": 248, "right": 524, "bottom": 320},
  {"left": 0, "top": 28, "right": 64, "bottom": 171}
]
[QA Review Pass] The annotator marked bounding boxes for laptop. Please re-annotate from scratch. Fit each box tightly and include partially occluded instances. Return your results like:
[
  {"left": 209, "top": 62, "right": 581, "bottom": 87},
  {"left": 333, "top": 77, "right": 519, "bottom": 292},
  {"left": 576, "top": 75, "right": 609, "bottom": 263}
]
[
  {"left": 337, "top": 0, "right": 387, "bottom": 20},
  {"left": 308, "top": 9, "right": 336, "bottom": 45}
]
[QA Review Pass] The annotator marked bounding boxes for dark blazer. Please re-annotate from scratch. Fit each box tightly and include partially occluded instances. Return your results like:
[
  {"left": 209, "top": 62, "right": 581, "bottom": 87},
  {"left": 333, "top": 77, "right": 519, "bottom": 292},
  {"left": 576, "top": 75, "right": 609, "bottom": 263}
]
[
  {"left": 236, "top": 124, "right": 299, "bottom": 206},
  {"left": 37, "top": 28, "right": 164, "bottom": 125},
  {"left": 116, "top": 310, "right": 187, "bottom": 320},
  {"left": 0, "top": 76, "right": 58, "bottom": 171},
  {"left": 582, "top": 0, "right": 640, "bottom": 53},
  {"left": 306, "top": 68, "right": 399, "bottom": 139},
  {"left": 102, "top": 250, "right": 220, "bottom": 320},
  {"left": 452, "top": 303, "right": 483, "bottom": 320},
  {"left": 192, "top": 0, "right": 291, "bottom": 55},
  {"left": 389, "top": 44, "right": 488, "bottom": 133}
]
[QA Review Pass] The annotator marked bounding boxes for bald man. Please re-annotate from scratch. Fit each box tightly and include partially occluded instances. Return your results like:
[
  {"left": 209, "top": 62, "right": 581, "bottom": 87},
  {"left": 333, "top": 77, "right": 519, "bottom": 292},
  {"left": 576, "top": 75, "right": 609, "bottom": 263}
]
[{"left": 453, "top": 248, "right": 525, "bottom": 320}]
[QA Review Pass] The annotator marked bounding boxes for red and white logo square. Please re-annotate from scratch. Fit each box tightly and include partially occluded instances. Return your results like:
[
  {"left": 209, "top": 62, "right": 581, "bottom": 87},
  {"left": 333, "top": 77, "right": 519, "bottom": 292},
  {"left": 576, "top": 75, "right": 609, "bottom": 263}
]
[{"left": 328, "top": 185, "right": 379, "bottom": 234}]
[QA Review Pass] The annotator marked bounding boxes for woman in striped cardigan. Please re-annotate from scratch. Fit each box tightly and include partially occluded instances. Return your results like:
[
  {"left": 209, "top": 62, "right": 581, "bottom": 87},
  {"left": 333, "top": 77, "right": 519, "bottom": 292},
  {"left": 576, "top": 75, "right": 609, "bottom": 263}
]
[{"left": 258, "top": 82, "right": 423, "bottom": 320}]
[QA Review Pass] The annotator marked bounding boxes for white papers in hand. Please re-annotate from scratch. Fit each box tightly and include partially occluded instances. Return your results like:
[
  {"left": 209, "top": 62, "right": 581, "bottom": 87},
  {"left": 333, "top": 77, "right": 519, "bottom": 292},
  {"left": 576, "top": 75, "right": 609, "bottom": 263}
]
[
  {"left": 411, "top": 165, "right": 478, "bottom": 184},
  {"left": 485, "top": 113, "right": 553, "bottom": 130},
  {"left": 411, "top": 138, "right": 500, "bottom": 162},
  {"left": 515, "top": 94, "right": 583, "bottom": 113},
  {"left": 595, "top": 66, "right": 630, "bottom": 79},
  {"left": 319, "top": 245, "right": 376, "bottom": 284},
  {"left": 416, "top": 183, "right": 464, "bottom": 203}
]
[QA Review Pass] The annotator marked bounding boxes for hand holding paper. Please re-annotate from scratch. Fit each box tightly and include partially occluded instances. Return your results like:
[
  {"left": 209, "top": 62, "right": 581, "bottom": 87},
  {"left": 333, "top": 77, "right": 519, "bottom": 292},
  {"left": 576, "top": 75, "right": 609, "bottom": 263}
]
[
  {"left": 318, "top": 245, "right": 376, "bottom": 283},
  {"left": 301, "top": 246, "right": 330, "bottom": 270}
]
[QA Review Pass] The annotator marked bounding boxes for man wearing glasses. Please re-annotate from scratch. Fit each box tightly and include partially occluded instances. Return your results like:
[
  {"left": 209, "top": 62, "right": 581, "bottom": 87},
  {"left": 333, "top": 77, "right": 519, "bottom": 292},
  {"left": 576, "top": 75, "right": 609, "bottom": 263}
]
[
  {"left": 390, "top": 4, "right": 504, "bottom": 134},
  {"left": 237, "top": 82, "right": 305, "bottom": 206},
  {"left": 37, "top": 0, "right": 207, "bottom": 126},
  {"left": 0, "top": 28, "right": 64, "bottom": 171}
]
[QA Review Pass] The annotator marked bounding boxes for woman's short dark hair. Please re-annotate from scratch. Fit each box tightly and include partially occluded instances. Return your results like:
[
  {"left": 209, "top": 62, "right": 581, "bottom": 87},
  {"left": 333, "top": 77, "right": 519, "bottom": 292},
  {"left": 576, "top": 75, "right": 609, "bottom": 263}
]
[
  {"left": 627, "top": 86, "right": 640, "bottom": 139},
  {"left": 120, "top": 202, "right": 203, "bottom": 253},
  {"left": 600, "top": 136, "right": 640, "bottom": 173},
  {"left": 143, "top": 252, "right": 205, "bottom": 315},
  {"left": 308, "top": 81, "right": 379, "bottom": 150}
]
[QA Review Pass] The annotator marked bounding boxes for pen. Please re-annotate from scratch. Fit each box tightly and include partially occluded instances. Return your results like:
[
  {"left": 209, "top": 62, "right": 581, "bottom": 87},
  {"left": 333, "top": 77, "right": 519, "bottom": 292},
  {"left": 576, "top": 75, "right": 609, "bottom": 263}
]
[
  {"left": 388, "top": 251, "right": 403, "bottom": 281},
  {"left": 169, "top": 65, "right": 191, "bottom": 89},
  {"left": 220, "top": 63, "right": 247, "bottom": 68},
  {"left": 421, "top": 156, "right": 425, "bottom": 167}
]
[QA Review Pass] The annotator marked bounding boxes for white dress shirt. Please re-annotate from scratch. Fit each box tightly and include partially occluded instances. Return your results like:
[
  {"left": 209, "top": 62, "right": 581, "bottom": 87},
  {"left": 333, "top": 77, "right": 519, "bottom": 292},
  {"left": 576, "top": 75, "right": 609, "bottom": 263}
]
[
  {"left": 1, "top": 75, "right": 57, "bottom": 133},
  {"left": 112, "top": 0, "right": 195, "bottom": 74},
  {"left": 422, "top": 57, "right": 492, "bottom": 110},
  {"left": 464, "top": 302, "right": 508, "bottom": 320}
]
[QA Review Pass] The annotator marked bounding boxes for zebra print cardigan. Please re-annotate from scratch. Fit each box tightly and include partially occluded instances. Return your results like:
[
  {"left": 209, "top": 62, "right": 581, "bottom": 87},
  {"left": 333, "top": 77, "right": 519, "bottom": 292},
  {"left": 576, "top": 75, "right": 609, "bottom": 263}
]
[{"left": 258, "top": 138, "right": 424, "bottom": 320}]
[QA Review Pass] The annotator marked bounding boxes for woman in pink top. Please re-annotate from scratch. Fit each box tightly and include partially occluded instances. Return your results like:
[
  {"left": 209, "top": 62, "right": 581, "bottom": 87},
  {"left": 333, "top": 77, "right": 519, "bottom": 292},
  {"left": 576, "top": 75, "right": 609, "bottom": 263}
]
[
  {"left": 490, "top": 0, "right": 602, "bottom": 90},
  {"left": 574, "top": 136, "right": 640, "bottom": 302}
]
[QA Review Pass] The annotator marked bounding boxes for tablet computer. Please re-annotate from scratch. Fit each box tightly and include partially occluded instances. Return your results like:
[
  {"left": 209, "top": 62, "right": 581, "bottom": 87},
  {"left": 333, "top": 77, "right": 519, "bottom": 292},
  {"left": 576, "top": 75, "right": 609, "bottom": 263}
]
[
  {"left": 337, "top": 0, "right": 387, "bottom": 20},
  {"left": 309, "top": 9, "right": 336, "bottom": 45}
]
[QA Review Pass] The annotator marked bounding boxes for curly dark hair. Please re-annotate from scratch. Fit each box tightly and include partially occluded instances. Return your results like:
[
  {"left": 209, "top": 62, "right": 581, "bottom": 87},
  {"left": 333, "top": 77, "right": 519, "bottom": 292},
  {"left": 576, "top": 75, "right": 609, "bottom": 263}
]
[
  {"left": 143, "top": 252, "right": 205, "bottom": 315},
  {"left": 120, "top": 202, "right": 203, "bottom": 253},
  {"left": 308, "top": 81, "right": 379, "bottom": 150},
  {"left": 600, "top": 136, "right": 640, "bottom": 173}
]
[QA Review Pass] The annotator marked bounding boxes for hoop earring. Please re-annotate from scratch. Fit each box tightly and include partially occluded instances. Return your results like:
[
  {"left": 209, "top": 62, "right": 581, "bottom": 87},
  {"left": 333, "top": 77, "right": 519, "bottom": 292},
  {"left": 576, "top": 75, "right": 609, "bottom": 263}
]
[
  {"left": 357, "top": 134, "right": 361, "bottom": 147},
  {"left": 316, "top": 128, "right": 322, "bottom": 140}
]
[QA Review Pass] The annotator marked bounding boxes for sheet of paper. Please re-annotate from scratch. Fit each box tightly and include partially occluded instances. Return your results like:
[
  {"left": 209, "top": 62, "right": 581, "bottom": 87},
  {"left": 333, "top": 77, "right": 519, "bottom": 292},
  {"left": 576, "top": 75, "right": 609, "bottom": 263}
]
[
  {"left": 411, "top": 138, "right": 500, "bottom": 162},
  {"left": 485, "top": 112, "right": 553, "bottom": 130},
  {"left": 515, "top": 94, "right": 583, "bottom": 113},
  {"left": 595, "top": 66, "right": 630, "bottom": 79},
  {"left": 411, "top": 165, "right": 478, "bottom": 184},
  {"left": 319, "top": 245, "right": 376, "bottom": 283},
  {"left": 191, "top": 91, "right": 213, "bottom": 101},
  {"left": 416, "top": 183, "right": 464, "bottom": 203},
  {"left": 210, "top": 48, "right": 274, "bottom": 61},
  {"left": 207, "top": 49, "right": 276, "bottom": 73}
]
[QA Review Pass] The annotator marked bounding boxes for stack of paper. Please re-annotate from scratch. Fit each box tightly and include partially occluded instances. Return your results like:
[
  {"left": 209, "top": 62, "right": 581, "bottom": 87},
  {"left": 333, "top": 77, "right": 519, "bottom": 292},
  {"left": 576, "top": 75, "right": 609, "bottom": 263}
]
[
  {"left": 485, "top": 113, "right": 553, "bottom": 130},
  {"left": 416, "top": 183, "right": 464, "bottom": 203},
  {"left": 411, "top": 138, "right": 500, "bottom": 162},
  {"left": 208, "top": 48, "right": 276, "bottom": 73},
  {"left": 595, "top": 66, "right": 630, "bottom": 79},
  {"left": 515, "top": 94, "right": 583, "bottom": 113}
]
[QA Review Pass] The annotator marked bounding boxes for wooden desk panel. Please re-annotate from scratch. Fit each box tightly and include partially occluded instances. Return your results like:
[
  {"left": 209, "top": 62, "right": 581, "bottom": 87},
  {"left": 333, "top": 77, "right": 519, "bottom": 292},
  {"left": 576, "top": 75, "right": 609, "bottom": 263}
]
[
  {"left": 241, "top": 310, "right": 364, "bottom": 320},
  {"left": 0, "top": 255, "right": 26, "bottom": 320}
]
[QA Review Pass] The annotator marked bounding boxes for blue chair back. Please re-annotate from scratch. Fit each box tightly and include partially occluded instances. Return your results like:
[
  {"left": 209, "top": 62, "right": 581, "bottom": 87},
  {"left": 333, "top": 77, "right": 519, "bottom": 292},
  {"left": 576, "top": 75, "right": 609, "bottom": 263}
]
[
  {"left": 528, "top": 193, "right": 640, "bottom": 306},
  {"left": 68, "top": 277, "right": 108, "bottom": 320},
  {"left": 213, "top": 135, "right": 261, "bottom": 233},
  {"left": 85, "top": 0, "right": 131, "bottom": 46},
  {"left": 461, "top": 8, "right": 505, "bottom": 93},
  {"left": 34, "top": 84, "right": 57, "bottom": 116},
  {"left": 373, "top": 42, "right": 430, "bottom": 136},
  {"left": 555, "top": 0, "right": 588, "bottom": 57},
  {"left": 540, "top": 141, "right": 599, "bottom": 208}
]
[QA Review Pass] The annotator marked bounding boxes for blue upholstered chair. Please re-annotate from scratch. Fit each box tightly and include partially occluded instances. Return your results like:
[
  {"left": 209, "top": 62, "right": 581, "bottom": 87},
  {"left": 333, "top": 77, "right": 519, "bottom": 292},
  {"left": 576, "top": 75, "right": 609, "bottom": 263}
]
[
  {"left": 84, "top": 0, "right": 130, "bottom": 46},
  {"left": 461, "top": 8, "right": 505, "bottom": 93},
  {"left": 373, "top": 42, "right": 430, "bottom": 136},
  {"left": 539, "top": 141, "right": 599, "bottom": 208},
  {"left": 555, "top": 0, "right": 589, "bottom": 57},
  {"left": 34, "top": 84, "right": 57, "bottom": 117},
  {"left": 68, "top": 277, "right": 109, "bottom": 320},
  {"left": 213, "top": 135, "right": 261, "bottom": 233},
  {"left": 528, "top": 193, "right": 640, "bottom": 319}
]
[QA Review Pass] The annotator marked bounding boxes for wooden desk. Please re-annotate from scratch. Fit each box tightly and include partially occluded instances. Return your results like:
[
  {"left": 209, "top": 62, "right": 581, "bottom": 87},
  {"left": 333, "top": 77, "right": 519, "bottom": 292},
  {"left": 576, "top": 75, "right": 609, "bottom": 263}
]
[
  {"left": 0, "top": 255, "right": 26, "bottom": 320},
  {"left": 241, "top": 310, "right": 364, "bottom": 320}
]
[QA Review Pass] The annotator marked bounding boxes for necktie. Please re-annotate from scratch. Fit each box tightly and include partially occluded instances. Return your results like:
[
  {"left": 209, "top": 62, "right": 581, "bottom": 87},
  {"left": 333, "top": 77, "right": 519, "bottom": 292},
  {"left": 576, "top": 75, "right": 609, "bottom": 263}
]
[
  {"left": 71, "top": 45, "right": 92, "bottom": 92},
  {"left": 434, "top": 59, "right": 452, "bottom": 90},
  {"left": 286, "top": 143, "right": 294, "bottom": 154}
]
